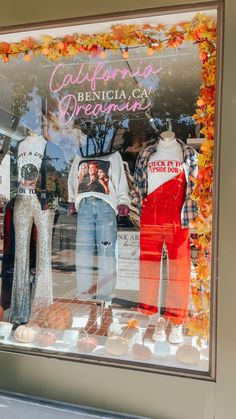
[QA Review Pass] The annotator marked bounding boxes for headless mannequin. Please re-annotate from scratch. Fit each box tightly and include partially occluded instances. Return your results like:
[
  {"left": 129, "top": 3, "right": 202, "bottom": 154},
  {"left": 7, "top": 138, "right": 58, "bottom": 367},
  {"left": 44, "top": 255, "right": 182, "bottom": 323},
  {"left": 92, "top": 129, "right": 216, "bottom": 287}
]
[
  {"left": 147, "top": 131, "right": 183, "bottom": 196},
  {"left": 138, "top": 129, "right": 191, "bottom": 343},
  {"left": 9, "top": 130, "right": 55, "bottom": 326}
]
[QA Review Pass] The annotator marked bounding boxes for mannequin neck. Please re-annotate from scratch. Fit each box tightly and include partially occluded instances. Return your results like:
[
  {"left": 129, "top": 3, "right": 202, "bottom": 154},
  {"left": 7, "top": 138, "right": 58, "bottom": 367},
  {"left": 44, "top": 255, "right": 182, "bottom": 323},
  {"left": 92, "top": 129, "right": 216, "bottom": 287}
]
[
  {"left": 160, "top": 130, "right": 175, "bottom": 141},
  {"left": 27, "top": 129, "right": 42, "bottom": 137},
  {"left": 26, "top": 132, "right": 46, "bottom": 142},
  {"left": 159, "top": 131, "right": 176, "bottom": 147}
]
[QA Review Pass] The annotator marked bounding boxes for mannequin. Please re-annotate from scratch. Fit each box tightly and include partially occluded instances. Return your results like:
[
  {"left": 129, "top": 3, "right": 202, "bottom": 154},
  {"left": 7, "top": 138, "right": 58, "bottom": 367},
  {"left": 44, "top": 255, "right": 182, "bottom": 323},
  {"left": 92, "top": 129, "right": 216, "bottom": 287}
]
[
  {"left": 68, "top": 151, "right": 130, "bottom": 301},
  {"left": 160, "top": 130, "right": 175, "bottom": 141},
  {"left": 131, "top": 130, "right": 198, "bottom": 343},
  {"left": 9, "top": 130, "right": 55, "bottom": 326}
]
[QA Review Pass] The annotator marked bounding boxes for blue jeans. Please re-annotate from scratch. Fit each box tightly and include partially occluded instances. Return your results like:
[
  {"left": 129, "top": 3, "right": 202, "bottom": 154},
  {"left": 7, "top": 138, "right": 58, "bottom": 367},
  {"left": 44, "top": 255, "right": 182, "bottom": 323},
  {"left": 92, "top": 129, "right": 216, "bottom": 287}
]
[{"left": 76, "top": 197, "right": 117, "bottom": 299}]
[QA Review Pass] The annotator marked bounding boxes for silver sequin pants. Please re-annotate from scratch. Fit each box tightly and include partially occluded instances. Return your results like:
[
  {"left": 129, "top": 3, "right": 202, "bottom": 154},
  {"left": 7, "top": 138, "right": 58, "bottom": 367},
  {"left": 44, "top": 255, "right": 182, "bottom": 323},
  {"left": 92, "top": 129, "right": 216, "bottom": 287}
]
[{"left": 9, "top": 195, "right": 54, "bottom": 325}]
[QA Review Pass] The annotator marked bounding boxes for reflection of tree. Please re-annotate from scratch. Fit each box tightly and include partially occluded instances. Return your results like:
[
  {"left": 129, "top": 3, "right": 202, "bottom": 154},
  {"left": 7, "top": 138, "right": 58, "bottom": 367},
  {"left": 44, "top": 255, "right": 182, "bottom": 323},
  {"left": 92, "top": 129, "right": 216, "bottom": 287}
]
[
  {"left": 150, "top": 51, "right": 201, "bottom": 138},
  {"left": 74, "top": 116, "right": 122, "bottom": 156},
  {"left": 44, "top": 173, "right": 67, "bottom": 202},
  {"left": 0, "top": 63, "right": 41, "bottom": 162}
]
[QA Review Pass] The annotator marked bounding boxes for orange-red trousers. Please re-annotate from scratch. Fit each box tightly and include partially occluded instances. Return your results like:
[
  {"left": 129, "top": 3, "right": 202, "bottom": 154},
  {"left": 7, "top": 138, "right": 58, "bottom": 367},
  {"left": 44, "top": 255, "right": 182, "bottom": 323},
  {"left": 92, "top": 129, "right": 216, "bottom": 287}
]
[{"left": 139, "top": 171, "right": 190, "bottom": 324}]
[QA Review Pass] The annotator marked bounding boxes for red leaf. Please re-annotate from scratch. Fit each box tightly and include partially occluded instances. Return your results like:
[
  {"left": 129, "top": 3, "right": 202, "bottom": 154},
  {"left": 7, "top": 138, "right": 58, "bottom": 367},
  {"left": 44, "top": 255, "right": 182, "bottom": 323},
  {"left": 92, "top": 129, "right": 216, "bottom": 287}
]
[{"left": 0, "top": 42, "right": 10, "bottom": 53}]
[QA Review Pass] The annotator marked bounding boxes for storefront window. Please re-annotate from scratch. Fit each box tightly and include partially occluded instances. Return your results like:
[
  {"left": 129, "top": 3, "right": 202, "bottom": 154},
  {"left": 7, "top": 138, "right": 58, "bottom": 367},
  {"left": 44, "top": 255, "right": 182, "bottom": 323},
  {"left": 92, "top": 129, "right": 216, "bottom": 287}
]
[{"left": 0, "top": 6, "right": 219, "bottom": 377}]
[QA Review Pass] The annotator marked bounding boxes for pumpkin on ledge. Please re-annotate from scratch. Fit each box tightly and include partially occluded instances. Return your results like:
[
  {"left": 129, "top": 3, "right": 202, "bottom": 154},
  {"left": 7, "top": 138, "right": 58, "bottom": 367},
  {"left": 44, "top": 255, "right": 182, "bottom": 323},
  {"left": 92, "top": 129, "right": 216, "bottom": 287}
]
[
  {"left": 36, "top": 331, "right": 57, "bottom": 347},
  {"left": 105, "top": 336, "right": 129, "bottom": 356},
  {"left": 14, "top": 325, "right": 40, "bottom": 343},
  {"left": 77, "top": 330, "right": 97, "bottom": 353}
]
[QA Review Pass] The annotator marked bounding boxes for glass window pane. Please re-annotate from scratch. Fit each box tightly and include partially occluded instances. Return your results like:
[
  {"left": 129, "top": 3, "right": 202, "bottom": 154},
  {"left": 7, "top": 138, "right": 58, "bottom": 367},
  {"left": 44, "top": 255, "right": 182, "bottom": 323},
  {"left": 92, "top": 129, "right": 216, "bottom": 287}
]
[{"left": 0, "top": 7, "right": 218, "bottom": 377}]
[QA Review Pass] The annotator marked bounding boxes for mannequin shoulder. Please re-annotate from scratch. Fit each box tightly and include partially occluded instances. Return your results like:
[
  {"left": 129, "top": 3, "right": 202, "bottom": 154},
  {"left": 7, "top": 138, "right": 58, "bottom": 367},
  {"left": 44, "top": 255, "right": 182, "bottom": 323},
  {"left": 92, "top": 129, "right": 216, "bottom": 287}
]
[
  {"left": 176, "top": 139, "right": 198, "bottom": 157},
  {"left": 184, "top": 145, "right": 198, "bottom": 156},
  {"left": 71, "top": 154, "right": 81, "bottom": 165},
  {"left": 109, "top": 151, "right": 125, "bottom": 164},
  {"left": 137, "top": 144, "right": 157, "bottom": 159},
  {"left": 41, "top": 136, "right": 48, "bottom": 144}
]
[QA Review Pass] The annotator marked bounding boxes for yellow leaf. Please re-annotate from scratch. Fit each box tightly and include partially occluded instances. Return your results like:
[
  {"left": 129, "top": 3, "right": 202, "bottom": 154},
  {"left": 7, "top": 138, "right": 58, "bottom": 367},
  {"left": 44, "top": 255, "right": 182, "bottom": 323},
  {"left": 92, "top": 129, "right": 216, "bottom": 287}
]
[
  {"left": 40, "top": 35, "right": 54, "bottom": 44},
  {"left": 66, "top": 45, "right": 78, "bottom": 56}
]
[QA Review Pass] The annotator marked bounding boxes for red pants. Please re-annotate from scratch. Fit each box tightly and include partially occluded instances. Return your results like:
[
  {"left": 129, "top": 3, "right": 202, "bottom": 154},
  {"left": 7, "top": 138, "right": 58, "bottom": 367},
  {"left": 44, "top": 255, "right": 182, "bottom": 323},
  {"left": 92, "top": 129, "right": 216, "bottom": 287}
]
[{"left": 139, "top": 172, "right": 190, "bottom": 324}]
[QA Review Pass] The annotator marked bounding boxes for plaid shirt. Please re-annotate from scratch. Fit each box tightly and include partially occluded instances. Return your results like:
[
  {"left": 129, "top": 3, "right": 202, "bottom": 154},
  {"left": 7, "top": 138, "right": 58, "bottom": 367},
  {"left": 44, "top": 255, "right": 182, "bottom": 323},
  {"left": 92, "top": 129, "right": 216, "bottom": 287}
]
[{"left": 130, "top": 139, "right": 198, "bottom": 228}]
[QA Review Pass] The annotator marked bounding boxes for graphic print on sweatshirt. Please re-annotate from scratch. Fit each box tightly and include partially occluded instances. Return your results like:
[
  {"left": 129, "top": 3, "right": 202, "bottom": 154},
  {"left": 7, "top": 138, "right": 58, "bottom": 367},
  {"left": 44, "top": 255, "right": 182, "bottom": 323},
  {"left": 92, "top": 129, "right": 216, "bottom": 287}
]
[
  {"left": 147, "top": 154, "right": 184, "bottom": 194},
  {"left": 148, "top": 159, "right": 183, "bottom": 174},
  {"left": 78, "top": 160, "right": 111, "bottom": 194},
  {"left": 18, "top": 152, "right": 44, "bottom": 189},
  {"left": 17, "top": 136, "right": 46, "bottom": 195}
]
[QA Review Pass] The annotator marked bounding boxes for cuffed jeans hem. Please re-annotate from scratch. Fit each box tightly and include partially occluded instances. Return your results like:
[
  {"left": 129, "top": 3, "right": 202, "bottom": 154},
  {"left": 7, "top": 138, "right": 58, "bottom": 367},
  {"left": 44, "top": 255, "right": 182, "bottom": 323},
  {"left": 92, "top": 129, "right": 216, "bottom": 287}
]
[
  {"left": 164, "top": 310, "right": 187, "bottom": 325},
  {"left": 9, "top": 317, "right": 29, "bottom": 327}
]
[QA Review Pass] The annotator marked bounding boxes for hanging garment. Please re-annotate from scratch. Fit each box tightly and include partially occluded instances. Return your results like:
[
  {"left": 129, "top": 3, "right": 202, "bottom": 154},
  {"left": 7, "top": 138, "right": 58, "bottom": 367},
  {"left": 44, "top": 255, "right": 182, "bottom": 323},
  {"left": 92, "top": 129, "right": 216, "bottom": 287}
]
[
  {"left": 130, "top": 138, "right": 198, "bottom": 228},
  {"left": 139, "top": 171, "right": 191, "bottom": 324},
  {"left": 9, "top": 195, "right": 54, "bottom": 325},
  {"left": 76, "top": 196, "right": 117, "bottom": 300},
  {"left": 68, "top": 151, "right": 130, "bottom": 300}
]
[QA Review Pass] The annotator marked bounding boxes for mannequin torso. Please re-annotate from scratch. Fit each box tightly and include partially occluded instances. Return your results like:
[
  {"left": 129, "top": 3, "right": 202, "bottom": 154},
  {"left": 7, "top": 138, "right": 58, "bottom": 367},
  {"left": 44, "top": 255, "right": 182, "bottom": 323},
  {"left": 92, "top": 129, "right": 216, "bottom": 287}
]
[
  {"left": 17, "top": 135, "right": 47, "bottom": 194},
  {"left": 147, "top": 132, "right": 183, "bottom": 195}
]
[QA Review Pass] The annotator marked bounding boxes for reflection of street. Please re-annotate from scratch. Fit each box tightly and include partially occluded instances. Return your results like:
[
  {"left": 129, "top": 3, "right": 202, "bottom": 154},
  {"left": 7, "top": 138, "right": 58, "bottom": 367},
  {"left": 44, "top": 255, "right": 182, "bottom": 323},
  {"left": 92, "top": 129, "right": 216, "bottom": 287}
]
[
  {"left": 52, "top": 213, "right": 77, "bottom": 267},
  {"left": 52, "top": 213, "right": 77, "bottom": 299}
]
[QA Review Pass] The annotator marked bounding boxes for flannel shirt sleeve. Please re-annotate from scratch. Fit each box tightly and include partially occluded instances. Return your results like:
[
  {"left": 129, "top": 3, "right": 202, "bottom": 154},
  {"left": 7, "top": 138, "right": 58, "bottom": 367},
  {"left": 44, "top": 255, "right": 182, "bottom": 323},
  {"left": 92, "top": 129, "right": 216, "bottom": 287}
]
[
  {"left": 187, "top": 147, "right": 198, "bottom": 198},
  {"left": 130, "top": 151, "right": 144, "bottom": 212},
  {"left": 182, "top": 148, "right": 198, "bottom": 227}
]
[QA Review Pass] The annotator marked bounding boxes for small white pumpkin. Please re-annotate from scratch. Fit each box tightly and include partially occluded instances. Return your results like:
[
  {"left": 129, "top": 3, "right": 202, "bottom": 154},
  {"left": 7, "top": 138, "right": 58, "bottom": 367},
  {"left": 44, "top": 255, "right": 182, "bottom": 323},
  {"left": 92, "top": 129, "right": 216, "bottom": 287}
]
[
  {"left": 77, "top": 336, "right": 97, "bottom": 353},
  {"left": 132, "top": 343, "right": 152, "bottom": 360},
  {"left": 107, "top": 323, "right": 123, "bottom": 337},
  {"left": 14, "top": 325, "right": 39, "bottom": 343},
  {"left": 105, "top": 336, "right": 129, "bottom": 356},
  {"left": 176, "top": 345, "right": 200, "bottom": 365},
  {"left": 154, "top": 341, "right": 171, "bottom": 358}
]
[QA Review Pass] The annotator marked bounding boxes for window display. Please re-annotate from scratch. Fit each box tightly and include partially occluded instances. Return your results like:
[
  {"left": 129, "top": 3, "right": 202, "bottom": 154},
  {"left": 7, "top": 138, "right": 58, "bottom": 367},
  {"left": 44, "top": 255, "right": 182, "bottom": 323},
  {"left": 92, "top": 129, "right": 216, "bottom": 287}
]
[{"left": 0, "top": 7, "right": 219, "bottom": 377}]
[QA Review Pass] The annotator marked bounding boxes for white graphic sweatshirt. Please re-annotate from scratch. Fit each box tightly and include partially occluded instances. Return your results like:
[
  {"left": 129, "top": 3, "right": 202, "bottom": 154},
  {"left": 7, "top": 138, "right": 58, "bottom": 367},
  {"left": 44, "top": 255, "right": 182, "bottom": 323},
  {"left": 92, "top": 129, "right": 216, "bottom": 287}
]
[{"left": 68, "top": 151, "right": 130, "bottom": 214}]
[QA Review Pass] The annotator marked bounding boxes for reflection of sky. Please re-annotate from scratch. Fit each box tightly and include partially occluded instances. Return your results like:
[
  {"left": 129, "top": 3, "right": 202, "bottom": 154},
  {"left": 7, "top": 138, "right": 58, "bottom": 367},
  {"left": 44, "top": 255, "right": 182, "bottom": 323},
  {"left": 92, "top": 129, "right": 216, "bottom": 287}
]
[
  {"left": 19, "top": 88, "right": 42, "bottom": 132},
  {"left": 47, "top": 127, "right": 79, "bottom": 167},
  {"left": 46, "top": 140, "right": 67, "bottom": 170}
]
